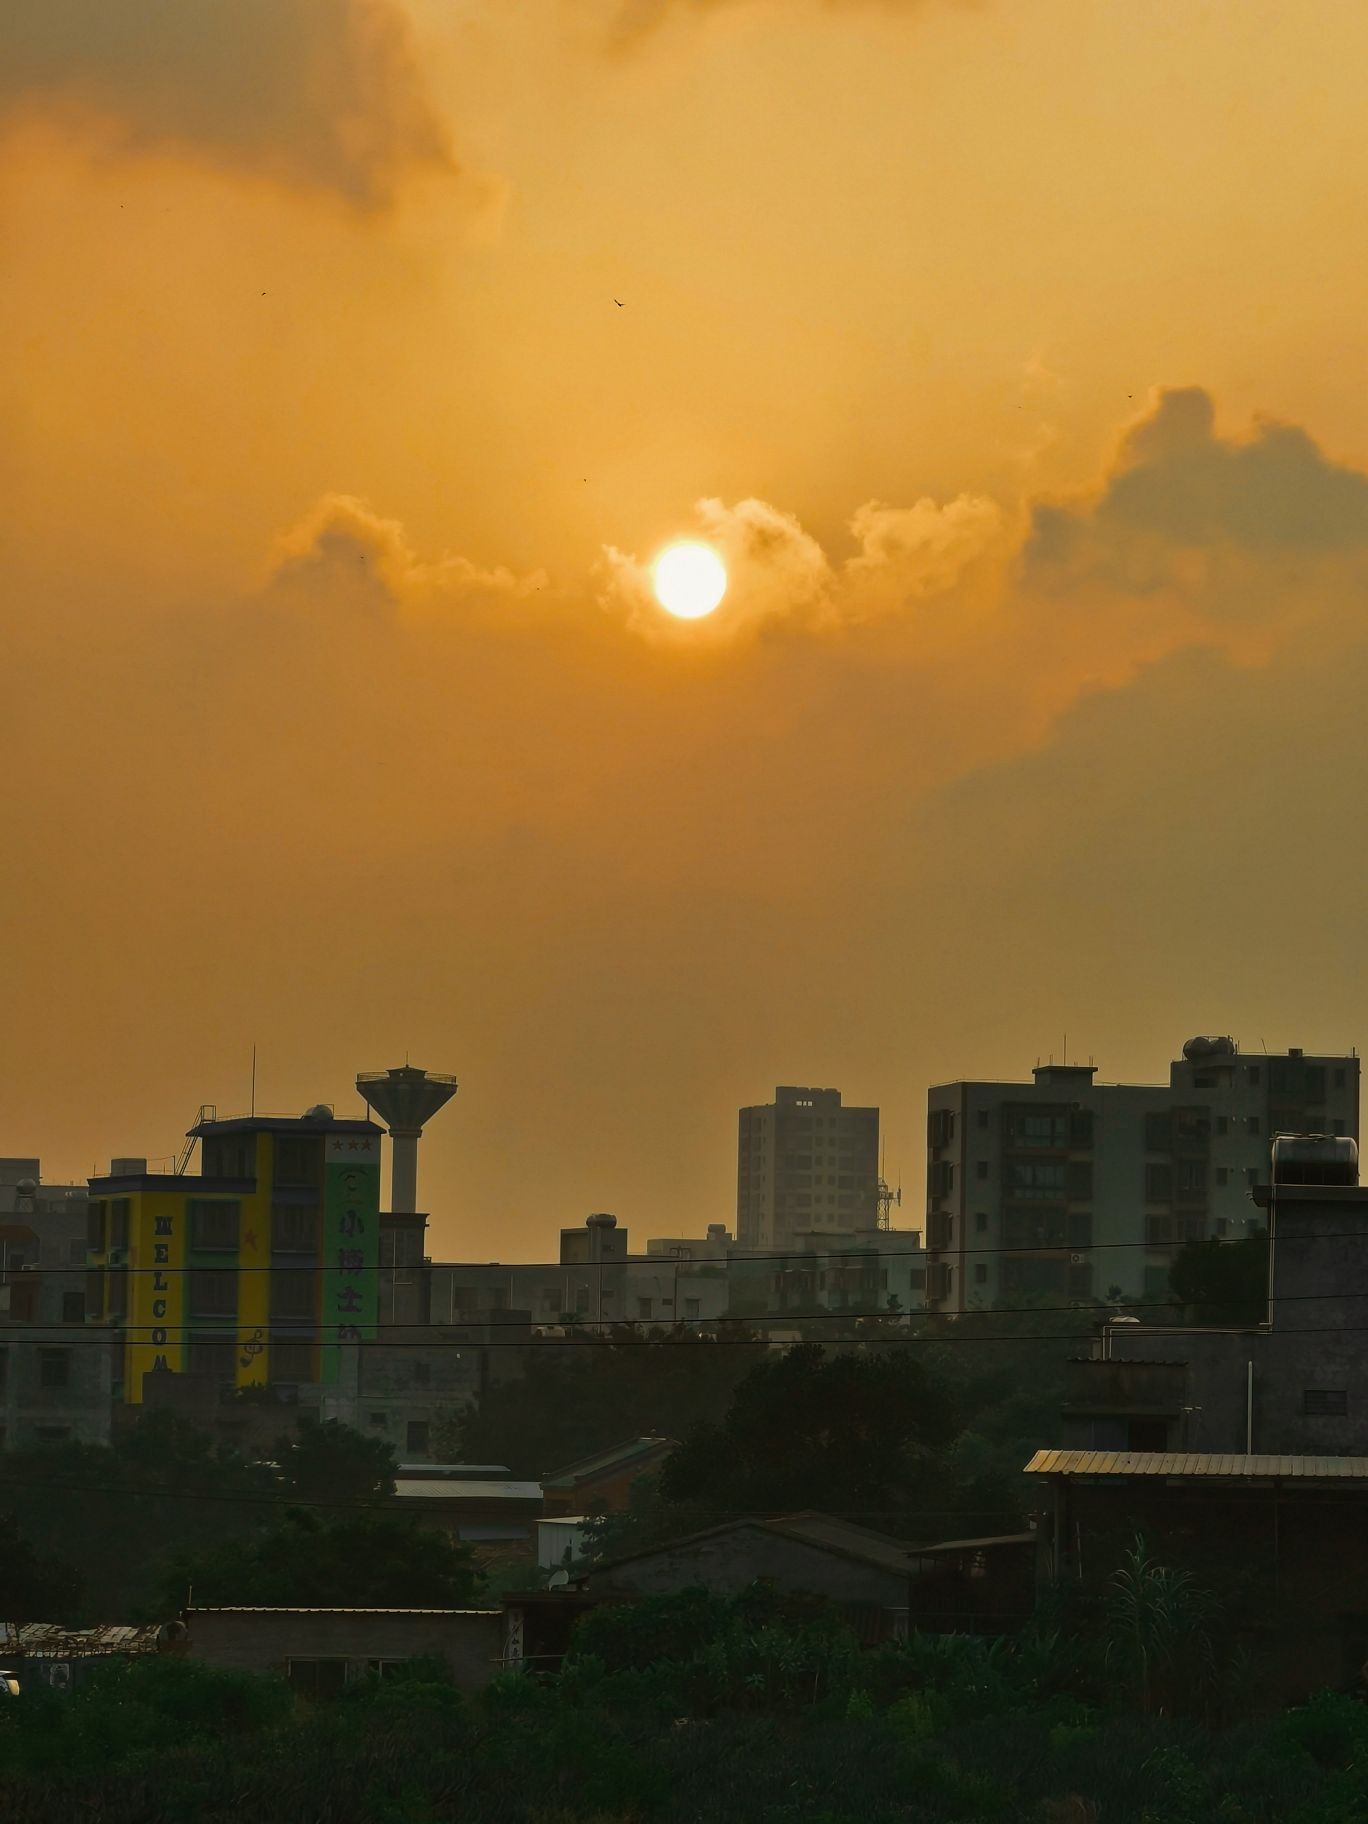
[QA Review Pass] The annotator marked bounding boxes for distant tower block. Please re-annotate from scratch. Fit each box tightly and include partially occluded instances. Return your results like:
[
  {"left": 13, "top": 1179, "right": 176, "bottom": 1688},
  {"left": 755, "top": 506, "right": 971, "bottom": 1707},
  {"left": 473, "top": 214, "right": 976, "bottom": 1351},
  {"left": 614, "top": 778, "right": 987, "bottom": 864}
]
[{"left": 356, "top": 1066, "right": 458, "bottom": 1213}]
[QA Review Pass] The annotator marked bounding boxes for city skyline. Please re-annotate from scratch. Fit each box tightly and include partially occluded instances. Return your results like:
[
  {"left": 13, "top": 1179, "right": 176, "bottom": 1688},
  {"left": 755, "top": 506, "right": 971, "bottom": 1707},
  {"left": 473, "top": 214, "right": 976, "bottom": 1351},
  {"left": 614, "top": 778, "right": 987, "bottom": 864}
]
[
  {"left": 10, "top": 1, "right": 1368, "bottom": 1261},
  {"left": 15, "top": 1034, "right": 1361, "bottom": 1263}
]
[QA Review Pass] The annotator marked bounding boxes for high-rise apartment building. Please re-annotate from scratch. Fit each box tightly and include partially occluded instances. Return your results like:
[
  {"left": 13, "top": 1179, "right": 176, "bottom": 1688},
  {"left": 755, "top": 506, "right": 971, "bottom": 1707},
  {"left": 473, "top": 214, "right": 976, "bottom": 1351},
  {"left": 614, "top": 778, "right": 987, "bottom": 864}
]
[
  {"left": 924, "top": 1038, "right": 1359, "bottom": 1315},
  {"left": 736, "top": 1086, "right": 880, "bottom": 1248}
]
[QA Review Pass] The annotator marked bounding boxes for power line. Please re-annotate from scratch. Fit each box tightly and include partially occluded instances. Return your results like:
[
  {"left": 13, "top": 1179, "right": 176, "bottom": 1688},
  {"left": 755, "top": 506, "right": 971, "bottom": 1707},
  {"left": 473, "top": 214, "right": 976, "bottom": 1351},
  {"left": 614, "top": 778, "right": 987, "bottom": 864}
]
[{"left": 35, "top": 1227, "right": 1281, "bottom": 1275}]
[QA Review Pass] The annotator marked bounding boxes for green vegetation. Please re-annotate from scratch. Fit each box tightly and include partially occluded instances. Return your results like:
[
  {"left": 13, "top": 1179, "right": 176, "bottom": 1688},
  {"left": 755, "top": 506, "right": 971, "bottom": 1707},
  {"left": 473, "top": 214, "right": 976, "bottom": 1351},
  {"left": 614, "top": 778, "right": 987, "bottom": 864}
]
[
  {"left": 1168, "top": 1229, "right": 1270, "bottom": 1326},
  {"left": 0, "top": 1413, "right": 415, "bottom": 1623},
  {"left": 0, "top": 1583, "right": 1362, "bottom": 1823}
]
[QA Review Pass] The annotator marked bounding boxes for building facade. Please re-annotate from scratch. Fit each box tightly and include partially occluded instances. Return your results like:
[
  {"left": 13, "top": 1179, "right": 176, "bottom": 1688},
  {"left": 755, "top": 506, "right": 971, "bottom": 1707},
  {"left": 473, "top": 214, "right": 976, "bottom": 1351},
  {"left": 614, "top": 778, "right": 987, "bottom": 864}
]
[
  {"left": 737, "top": 1086, "right": 880, "bottom": 1249},
  {"left": 925, "top": 1038, "right": 1359, "bottom": 1315},
  {"left": 0, "top": 1160, "right": 110, "bottom": 1447},
  {"left": 86, "top": 1110, "right": 382, "bottom": 1404}
]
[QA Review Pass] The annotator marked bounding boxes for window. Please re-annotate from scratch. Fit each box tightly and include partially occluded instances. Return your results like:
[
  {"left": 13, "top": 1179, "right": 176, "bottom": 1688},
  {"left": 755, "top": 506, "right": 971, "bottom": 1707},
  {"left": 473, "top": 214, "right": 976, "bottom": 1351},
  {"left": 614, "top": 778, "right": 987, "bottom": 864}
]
[
  {"left": 1145, "top": 1164, "right": 1173, "bottom": 1201},
  {"left": 286, "top": 1659, "right": 347, "bottom": 1700},
  {"left": 1247, "top": 1116, "right": 1261, "bottom": 1137},
  {"left": 975, "top": 1160, "right": 989, "bottom": 1181},
  {"left": 928, "top": 1160, "right": 954, "bottom": 1197},
  {"left": 1215, "top": 1115, "right": 1229, "bottom": 1137},
  {"left": 1144, "top": 1113, "right": 1172, "bottom": 1152},
  {"left": 202, "top": 1136, "right": 254, "bottom": 1178},
  {"left": 1145, "top": 1214, "right": 1173, "bottom": 1248},
  {"left": 684, "top": 1298, "right": 701, "bottom": 1319},
  {"left": 406, "top": 1420, "right": 430, "bottom": 1455},
  {"left": 187, "top": 1334, "right": 236, "bottom": 1382},
  {"left": 1246, "top": 1166, "right": 1261, "bottom": 1188},
  {"left": 1336, "top": 1068, "right": 1347, "bottom": 1090},
  {"left": 108, "top": 1199, "right": 130, "bottom": 1250},
  {"left": 412, "top": 1360, "right": 431, "bottom": 1387},
  {"left": 369, "top": 1412, "right": 386, "bottom": 1426},
  {"left": 1067, "top": 1162, "right": 1093, "bottom": 1201},
  {"left": 1177, "top": 1159, "right": 1207, "bottom": 1198},
  {"left": 928, "top": 1212, "right": 953, "bottom": 1250},
  {"left": 107, "top": 1265, "right": 128, "bottom": 1319},
  {"left": 1215, "top": 1218, "right": 1228, "bottom": 1237},
  {"left": 1009, "top": 1161, "right": 1066, "bottom": 1199},
  {"left": 1303, "top": 1389, "right": 1349, "bottom": 1418},
  {"left": 973, "top": 1264, "right": 988, "bottom": 1286},
  {"left": 270, "top": 1268, "right": 316, "bottom": 1322},
  {"left": 1247, "top": 1066, "right": 1261, "bottom": 1086},
  {"left": 38, "top": 1348, "right": 71, "bottom": 1390},
  {"left": 1070, "top": 1110, "right": 1094, "bottom": 1147},
  {"left": 1128, "top": 1418, "right": 1169, "bottom": 1451},
  {"left": 190, "top": 1268, "right": 238, "bottom": 1319},
  {"left": 190, "top": 1200, "right": 241, "bottom": 1252},
  {"left": 270, "top": 1335, "right": 314, "bottom": 1381},
  {"left": 1003, "top": 1209, "right": 1067, "bottom": 1249},
  {"left": 637, "top": 1298, "right": 652, "bottom": 1320},
  {"left": 87, "top": 1201, "right": 106, "bottom": 1252},
  {"left": 274, "top": 1137, "right": 323, "bottom": 1188},
  {"left": 1009, "top": 1112, "right": 1069, "bottom": 1148},
  {"left": 1215, "top": 1167, "right": 1229, "bottom": 1187},
  {"left": 271, "top": 1204, "right": 319, "bottom": 1254},
  {"left": 61, "top": 1291, "right": 85, "bottom": 1325},
  {"left": 927, "top": 1109, "right": 955, "bottom": 1148},
  {"left": 975, "top": 1212, "right": 989, "bottom": 1233}
]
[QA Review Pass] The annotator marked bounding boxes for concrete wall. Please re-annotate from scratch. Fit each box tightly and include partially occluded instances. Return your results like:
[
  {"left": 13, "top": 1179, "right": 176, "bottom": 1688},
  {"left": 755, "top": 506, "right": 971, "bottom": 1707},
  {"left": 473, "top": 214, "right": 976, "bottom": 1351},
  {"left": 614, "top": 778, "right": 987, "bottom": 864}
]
[
  {"left": 185, "top": 1608, "right": 504, "bottom": 1691},
  {"left": 591, "top": 1526, "right": 907, "bottom": 1607}
]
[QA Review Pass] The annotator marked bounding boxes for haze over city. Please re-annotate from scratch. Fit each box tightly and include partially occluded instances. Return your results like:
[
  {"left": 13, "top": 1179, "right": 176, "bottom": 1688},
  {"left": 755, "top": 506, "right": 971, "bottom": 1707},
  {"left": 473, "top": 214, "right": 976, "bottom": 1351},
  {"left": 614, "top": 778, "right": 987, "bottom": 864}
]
[{"left": 8, "top": 0, "right": 1368, "bottom": 1257}]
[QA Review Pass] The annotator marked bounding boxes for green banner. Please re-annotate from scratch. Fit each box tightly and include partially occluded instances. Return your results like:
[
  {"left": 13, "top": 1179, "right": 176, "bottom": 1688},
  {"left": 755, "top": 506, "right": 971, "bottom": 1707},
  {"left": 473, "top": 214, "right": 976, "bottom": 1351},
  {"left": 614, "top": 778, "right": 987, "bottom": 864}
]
[{"left": 321, "top": 1132, "right": 381, "bottom": 1383}]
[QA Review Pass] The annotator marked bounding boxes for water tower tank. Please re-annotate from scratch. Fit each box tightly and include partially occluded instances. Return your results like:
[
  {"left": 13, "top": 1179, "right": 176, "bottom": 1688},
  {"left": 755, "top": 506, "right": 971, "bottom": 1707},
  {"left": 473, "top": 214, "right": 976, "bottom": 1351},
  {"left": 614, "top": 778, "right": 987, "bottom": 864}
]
[{"left": 356, "top": 1066, "right": 458, "bottom": 1213}]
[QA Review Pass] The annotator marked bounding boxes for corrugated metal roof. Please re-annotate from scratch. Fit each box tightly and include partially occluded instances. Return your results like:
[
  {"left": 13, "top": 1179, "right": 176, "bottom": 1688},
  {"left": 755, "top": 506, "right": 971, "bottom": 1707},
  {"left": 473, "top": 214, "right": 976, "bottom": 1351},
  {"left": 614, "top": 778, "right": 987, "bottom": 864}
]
[
  {"left": 8, "top": 1623, "right": 165, "bottom": 1656},
  {"left": 1026, "top": 1450, "right": 1368, "bottom": 1480},
  {"left": 394, "top": 1479, "right": 542, "bottom": 1502},
  {"left": 185, "top": 1607, "right": 502, "bottom": 1616},
  {"left": 912, "top": 1533, "right": 1037, "bottom": 1555}
]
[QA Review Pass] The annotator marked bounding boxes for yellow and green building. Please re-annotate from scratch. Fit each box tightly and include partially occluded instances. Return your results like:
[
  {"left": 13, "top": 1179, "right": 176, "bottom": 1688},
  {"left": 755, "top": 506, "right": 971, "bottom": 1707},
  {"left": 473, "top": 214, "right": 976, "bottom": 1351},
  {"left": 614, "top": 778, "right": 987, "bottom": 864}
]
[{"left": 86, "top": 1111, "right": 382, "bottom": 1403}]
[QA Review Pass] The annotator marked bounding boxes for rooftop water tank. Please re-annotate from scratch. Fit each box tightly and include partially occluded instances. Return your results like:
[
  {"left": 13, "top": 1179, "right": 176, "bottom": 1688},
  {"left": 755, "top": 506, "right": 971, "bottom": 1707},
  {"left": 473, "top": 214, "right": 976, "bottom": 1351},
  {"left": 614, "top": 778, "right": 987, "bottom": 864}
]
[
  {"left": 1182, "top": 1035, "right": 1238, "bottom": 1061},
  {"left": 1271, "top": 1133, "right": 1359, "bottom": 1187}
]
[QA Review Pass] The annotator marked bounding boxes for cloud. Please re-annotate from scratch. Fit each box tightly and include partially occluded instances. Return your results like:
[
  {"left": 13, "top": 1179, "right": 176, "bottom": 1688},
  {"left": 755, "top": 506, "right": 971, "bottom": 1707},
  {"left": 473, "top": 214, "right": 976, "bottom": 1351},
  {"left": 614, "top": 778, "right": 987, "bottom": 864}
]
[
  {"left": 599, "top": 491, "right": 1002, "bottom": 641},
  {"left": 1026, "top": 387, "right": 1368, "bottom": 602},
  {"left": 269, "top": 494, "right": 547, "bottom": 612},
  {"left": 608, "top": 0, "right": 952, "bottom": 50},
  {"left": 0, "top": 0, "right": 453, "bottom": 207}
]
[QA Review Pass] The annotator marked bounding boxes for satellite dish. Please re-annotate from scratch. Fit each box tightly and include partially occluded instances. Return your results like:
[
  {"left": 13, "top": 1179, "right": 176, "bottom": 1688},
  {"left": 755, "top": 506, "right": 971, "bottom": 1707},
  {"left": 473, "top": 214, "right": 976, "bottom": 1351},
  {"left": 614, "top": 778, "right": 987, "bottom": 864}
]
[{"left": 548, "top": 1570, "right": 570, "bottom": 1589}]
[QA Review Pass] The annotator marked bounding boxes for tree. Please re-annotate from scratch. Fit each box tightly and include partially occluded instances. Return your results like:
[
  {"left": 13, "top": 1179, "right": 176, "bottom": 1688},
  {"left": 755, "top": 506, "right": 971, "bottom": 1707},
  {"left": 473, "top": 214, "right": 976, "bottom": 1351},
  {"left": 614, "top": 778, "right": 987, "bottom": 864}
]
[
  {"left": 272, "top": 1419, "right": 396, "bottom": 1504},
  {"left": 621, "top": 1343, "right": 958, "bottom": 1540},
  {"left": 456, "top": 1328, "right": 759, "bottom": 1477},
  {"left": 1169, "top": 1230, "right": 1269, "bottom": 1326},
  {"left": 0, "top": 1512, "right": 83, "bottom": 1624},
  {"left": 157, "top": 1508, "right": 479, "bottom": 1612}
]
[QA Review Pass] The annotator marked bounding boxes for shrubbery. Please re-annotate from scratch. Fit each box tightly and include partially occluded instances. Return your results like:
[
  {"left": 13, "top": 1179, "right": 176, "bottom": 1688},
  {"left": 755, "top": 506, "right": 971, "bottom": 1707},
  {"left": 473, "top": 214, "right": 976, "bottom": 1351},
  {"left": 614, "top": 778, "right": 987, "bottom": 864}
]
[{"left": 2, "top": 1588, "right": 1368, "bottom": 1822}]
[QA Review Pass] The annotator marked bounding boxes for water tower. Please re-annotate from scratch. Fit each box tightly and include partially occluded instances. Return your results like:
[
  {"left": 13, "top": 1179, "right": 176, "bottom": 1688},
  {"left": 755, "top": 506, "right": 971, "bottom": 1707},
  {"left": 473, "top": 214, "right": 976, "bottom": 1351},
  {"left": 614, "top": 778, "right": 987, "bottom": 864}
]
[{"left": 356, "top": 1066, "right": 458, "bottom": 1213}]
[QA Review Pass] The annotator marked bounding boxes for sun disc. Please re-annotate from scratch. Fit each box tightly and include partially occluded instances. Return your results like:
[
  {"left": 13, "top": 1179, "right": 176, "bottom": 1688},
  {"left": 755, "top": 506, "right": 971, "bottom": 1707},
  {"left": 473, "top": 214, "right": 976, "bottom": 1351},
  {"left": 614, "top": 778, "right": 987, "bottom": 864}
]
[{"left": 653, "top": 541, "right": 728, "bottom": 620}]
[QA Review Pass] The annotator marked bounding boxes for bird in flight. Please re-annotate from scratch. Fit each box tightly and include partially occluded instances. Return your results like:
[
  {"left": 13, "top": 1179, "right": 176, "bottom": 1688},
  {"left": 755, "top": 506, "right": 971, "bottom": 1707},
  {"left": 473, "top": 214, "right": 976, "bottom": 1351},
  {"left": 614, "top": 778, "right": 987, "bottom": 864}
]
[{"left": 614, "top": 298, "right": 624, "bottom": 307}]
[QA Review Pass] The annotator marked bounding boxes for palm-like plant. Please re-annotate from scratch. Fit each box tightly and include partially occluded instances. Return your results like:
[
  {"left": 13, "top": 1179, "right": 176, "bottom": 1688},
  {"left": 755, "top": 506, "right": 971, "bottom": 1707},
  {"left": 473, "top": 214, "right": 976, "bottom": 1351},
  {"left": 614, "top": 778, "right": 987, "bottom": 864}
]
[{"left": 1104, "top": 1533, "right": 1218, "bottom": 1716}]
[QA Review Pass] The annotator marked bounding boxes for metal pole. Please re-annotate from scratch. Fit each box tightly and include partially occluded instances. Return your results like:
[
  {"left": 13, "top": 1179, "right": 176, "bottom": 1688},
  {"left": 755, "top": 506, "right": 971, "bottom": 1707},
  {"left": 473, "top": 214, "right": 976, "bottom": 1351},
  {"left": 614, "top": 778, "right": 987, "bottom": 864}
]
[{"left": 1246, "top": 1360, "right": 1254, "bottom": 1453}]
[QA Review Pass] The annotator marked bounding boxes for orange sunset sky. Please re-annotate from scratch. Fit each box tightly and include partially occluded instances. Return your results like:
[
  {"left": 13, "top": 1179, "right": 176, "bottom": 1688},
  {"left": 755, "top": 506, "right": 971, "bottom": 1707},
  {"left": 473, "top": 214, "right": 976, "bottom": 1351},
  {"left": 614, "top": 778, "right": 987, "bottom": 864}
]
[{"left": 6, "top": 0, "right": 1368, "bottom": 1257}]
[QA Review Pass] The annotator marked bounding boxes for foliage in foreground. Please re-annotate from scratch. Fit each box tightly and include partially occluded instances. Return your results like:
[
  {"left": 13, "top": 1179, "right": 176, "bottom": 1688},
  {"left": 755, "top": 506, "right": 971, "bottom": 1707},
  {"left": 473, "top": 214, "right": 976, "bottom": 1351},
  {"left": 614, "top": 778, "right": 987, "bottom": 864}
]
[{"left": 1, "top": 1587, "right": 1367, "bottom": 1824}]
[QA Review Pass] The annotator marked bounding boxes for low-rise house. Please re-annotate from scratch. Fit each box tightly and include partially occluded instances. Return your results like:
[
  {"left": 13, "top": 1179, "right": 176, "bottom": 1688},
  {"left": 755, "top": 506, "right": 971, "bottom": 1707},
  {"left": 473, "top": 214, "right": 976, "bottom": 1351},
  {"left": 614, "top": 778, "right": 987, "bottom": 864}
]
[
  {"left": 394, "top": 1464, "right": 543, "bottom": 1569},
  {"left": 541, "top": 1436, "right": 675, "bottom": 1518},
  {"left": 1026, "top": 1448, "right": 1368, "bottom": 1703},
  {"left": 184, "top": 1606, "right": 503, "bottom": 1695},
  {"left": 0, "top": 1621, "right": 185, "bottom": 1692}
]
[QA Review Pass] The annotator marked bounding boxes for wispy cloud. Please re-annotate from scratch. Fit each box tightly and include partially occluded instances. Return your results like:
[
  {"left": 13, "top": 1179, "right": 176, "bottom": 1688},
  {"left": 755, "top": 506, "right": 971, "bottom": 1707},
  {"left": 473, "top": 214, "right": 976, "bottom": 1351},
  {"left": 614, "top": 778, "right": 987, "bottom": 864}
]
[{"left": 0, "top": 0, "right": 454, "bottom": 208}]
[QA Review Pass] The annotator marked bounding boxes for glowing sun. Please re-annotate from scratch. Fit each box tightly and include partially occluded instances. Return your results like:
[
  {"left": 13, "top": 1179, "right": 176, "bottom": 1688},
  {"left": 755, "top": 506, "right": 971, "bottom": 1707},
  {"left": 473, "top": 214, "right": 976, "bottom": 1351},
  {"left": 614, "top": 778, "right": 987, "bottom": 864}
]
[{"left": 653, "top": 541, "right": 728, "bottom": 619}]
